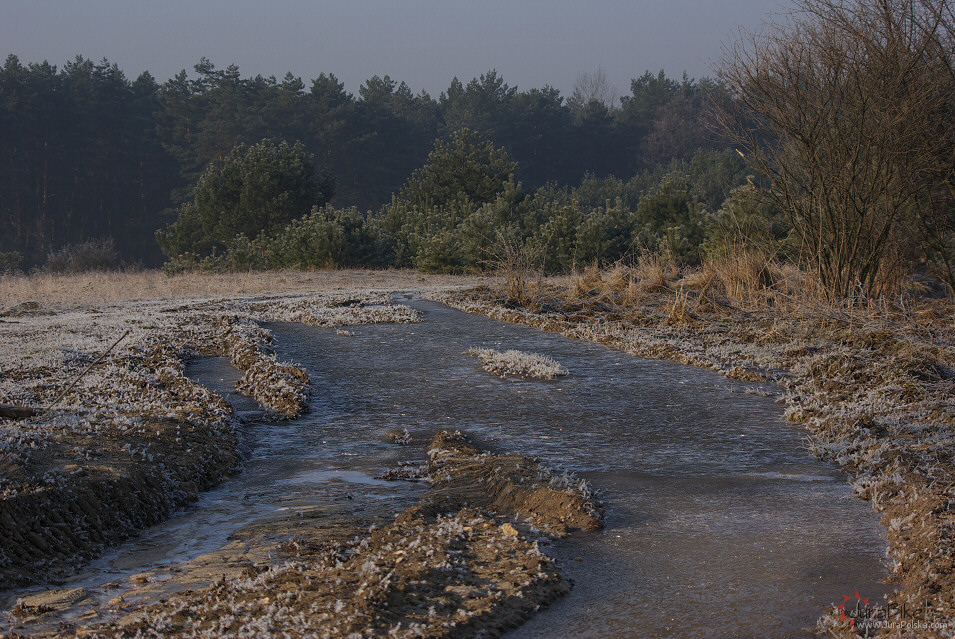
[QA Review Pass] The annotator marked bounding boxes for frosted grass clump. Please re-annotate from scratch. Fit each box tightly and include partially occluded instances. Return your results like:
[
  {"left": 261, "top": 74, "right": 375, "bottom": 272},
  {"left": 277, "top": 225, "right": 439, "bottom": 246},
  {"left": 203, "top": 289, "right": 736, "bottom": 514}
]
[
  {"left": 246, "top": 293, "right": 420, "bottom": 328},
  {"left": 466, "top": 347, "right": 569, "bottom": 380}
]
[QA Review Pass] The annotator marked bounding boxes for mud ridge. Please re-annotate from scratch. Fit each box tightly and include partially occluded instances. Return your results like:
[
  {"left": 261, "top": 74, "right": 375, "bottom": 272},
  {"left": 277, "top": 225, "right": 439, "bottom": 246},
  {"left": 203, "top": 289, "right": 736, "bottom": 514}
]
[
  {"left": 0, "top": 292, "right": 419, "bottom": 590},
  {"left": 24, "top": 432, "right": 601, "bottom": 639},
  {"left": 0, "top": 316, "right": 290, "bottom": 588}
]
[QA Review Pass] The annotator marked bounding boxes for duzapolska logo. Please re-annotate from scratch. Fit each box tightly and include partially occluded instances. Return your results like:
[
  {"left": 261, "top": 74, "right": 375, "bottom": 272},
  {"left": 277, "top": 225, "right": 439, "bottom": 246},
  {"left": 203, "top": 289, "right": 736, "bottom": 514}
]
[
  {"left": 836, "top": 591, "right": 870, "bottom": 628},
  {"left": 832, "top": 591, "right": 952, "bottom": 634}
]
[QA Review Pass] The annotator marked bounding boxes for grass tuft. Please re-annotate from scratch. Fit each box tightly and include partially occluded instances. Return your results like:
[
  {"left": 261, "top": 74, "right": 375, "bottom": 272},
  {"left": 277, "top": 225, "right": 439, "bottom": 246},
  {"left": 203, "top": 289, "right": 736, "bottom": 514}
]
[{"left": 466, "top": 347, "right": 569, "bottom": 379}]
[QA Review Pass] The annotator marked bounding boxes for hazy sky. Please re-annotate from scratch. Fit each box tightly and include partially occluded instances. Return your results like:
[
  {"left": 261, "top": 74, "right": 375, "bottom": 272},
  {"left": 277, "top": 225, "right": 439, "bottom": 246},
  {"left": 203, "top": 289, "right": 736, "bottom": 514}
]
[{"left": 1, "top": 0, "right": 785, "bottom": 97}]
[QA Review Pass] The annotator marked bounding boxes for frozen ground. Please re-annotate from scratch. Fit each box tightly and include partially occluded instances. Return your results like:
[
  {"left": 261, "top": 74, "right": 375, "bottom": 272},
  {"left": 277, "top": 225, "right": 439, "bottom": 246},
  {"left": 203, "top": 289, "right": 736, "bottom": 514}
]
[
  {"left": 1, "top": 271, "right": 600, "bottom": 637},
  {"left": 2, "top": 268, "right": 952, "bottom": 637},
  {"left": 0, "top": 270, "right": 483, "bottom": 591}
]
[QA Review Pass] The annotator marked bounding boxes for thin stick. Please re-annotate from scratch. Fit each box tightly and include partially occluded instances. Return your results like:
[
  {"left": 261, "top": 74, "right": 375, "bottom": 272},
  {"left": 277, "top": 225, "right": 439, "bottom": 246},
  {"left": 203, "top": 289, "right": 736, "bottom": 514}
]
[{"left": 36, "top": 329, "right": 131, "bottom": 421}]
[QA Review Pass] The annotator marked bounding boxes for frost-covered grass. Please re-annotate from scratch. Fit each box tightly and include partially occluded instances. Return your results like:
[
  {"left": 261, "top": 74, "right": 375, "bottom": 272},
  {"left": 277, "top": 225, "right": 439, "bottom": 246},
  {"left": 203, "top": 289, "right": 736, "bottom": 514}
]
[
  {"left": 0, "top": 274, "right": 482, "bottom": 589},
  {"left": 248, "top": 292, "right": 421, "bottom": 327},
  {"left": 466, "top": 347, "right": 569, "bottom": 379}
]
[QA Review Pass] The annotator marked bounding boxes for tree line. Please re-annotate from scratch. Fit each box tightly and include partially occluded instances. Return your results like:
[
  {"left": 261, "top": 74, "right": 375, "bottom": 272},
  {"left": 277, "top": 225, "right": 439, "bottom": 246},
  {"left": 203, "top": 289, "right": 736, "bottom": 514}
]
[
  {"left": 4, "top": 0, "right": 955, "bottom": 301},
  {"left": 0, "top": 54, "right": 722, "bottom": 270}
]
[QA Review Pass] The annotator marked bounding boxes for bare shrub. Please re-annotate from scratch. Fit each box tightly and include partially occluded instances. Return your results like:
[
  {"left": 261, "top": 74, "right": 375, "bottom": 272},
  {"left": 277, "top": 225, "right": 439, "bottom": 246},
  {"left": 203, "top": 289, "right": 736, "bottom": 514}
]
[
  {"left": 715, "top": 0, "right": 955, "bottom": 299},
  {"left": 567, "top": 67, "right": 619, "bottom": 112},
  {"left": 492, "top": 231, "right": 540, "bottom": 304},
  {"left": 43, "top": 238, "right": 119, "bottom": 274}
]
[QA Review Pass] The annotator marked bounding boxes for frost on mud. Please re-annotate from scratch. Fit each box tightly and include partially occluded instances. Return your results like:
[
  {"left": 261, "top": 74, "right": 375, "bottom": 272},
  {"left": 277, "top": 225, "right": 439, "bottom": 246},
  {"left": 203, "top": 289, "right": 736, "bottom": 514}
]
[
  {"left": 0, "top": 291, "right": 418, "bottom": 588},
  {"left": 466, "top": 347, "right": 569, "bottom": 380},
  {"left": 52, "top": 432, "right": 601, "bottom": 639}
]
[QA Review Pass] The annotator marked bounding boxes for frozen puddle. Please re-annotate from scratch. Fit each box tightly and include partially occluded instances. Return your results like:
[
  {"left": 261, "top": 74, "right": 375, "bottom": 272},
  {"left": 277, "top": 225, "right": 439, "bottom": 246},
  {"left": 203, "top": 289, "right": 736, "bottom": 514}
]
[
  {"left": 2, "top": 297, "right": 888, "bottom": 638},
  {"left": 270, "top": 297, "right": 887, "bottom": 639}
]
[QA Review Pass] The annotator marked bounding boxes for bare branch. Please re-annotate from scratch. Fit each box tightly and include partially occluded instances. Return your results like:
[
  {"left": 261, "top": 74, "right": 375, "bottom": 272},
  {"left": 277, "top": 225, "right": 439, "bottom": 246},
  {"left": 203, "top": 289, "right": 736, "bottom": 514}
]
[{"left": 714, "top": 0, "right": 955, "bottom": 298}]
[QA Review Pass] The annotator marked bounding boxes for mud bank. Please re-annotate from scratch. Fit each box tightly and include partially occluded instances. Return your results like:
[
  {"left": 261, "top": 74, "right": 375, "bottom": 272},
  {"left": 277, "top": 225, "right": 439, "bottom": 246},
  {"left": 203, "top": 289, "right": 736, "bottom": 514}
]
[
  {"left": 8, "top": 432, "right": 600, "bottom": 638},
  {"left": 0, "top": 291, "right": 420, "bottom": 589},
  {"left": 438, "top": 283, "right": 955, "bottom": 637}
]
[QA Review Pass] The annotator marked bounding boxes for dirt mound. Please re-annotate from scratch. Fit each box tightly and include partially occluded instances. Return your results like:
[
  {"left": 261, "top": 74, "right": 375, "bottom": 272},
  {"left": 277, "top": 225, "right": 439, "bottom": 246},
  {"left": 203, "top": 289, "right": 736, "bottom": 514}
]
[
  {"left": 407, "top": 430, "right": 603, "bottom": 535},
  {"left": 0, "top": 306, "right": 317, "bottom": 588},
  {"left": 0, "top": 357, "right": 239, "bottom": 589},
  {"left": 101, "top": 509, "right": 568, "bottom": 639},
  {"left": 215, "top": 314, "right": 309, "bottom": 418},
  {"left": 0, "top": 402, "right": 240, "bottom": 586}
]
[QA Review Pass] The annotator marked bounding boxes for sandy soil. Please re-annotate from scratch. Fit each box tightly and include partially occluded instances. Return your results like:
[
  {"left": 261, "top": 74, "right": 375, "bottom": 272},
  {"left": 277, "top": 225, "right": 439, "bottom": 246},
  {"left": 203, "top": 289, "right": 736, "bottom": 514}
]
[{"left": 438, "top": 277, "right": 955, "bottom": 638}]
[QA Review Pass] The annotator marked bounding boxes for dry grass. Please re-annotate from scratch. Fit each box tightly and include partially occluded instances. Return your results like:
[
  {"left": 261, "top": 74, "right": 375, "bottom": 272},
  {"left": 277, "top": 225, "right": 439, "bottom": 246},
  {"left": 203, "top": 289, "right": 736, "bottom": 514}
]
[
  {"left": 0, "top": 269, "right": 493, "bottom": 310},
  {"left": 555, "top": 252, "right": 953, "bottom": 334}
]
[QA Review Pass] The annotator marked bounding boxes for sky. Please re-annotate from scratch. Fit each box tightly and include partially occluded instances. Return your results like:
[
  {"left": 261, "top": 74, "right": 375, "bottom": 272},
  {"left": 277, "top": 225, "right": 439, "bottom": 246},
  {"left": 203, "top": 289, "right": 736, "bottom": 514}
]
[{"left": 1, "top": 0, "right": 786, "bottom": 98}]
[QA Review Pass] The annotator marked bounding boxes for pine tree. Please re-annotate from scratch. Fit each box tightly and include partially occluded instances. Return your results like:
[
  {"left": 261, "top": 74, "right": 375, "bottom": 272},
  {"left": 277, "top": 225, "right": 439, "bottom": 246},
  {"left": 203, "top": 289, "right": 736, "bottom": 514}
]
[{"left": 156, "top": 140, "right": 333, "bottom": 258}]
